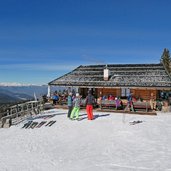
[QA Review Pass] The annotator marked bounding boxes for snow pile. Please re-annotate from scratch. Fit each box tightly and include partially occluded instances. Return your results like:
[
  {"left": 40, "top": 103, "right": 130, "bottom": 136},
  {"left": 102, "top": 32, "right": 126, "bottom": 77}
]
[{"left": 0, "top": 109, "right": 171, "bottom": 171}]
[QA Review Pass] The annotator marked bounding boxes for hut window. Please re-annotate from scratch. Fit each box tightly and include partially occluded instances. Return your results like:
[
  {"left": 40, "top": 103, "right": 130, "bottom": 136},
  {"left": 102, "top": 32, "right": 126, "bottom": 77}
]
[{"left": 121, "top": 88, "right": 130, "bottom": 97}]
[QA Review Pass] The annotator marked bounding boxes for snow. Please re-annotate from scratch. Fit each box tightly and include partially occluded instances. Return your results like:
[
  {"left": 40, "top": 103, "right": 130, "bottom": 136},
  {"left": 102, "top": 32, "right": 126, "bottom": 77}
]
[{"left": 0, "top": 109, "right": 171, "bottom": 171}]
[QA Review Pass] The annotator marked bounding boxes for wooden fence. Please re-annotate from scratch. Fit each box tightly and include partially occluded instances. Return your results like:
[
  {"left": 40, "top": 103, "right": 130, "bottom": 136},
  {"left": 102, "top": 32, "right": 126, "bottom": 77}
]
[{"left": 0, "top": 100, "right": 43, "bottom": 128}]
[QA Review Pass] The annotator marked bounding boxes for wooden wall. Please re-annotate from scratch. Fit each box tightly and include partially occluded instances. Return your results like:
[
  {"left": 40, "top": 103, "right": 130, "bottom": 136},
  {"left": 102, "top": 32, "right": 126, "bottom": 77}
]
[
  {"left": 131, "top": 89, "right": 157, "bottom": 100},
  {"left": 80, "top": 87, "right": 159, "bottom": 100},
  {"left": 97, "top": 88, "right": 121, "bottom": 98}
]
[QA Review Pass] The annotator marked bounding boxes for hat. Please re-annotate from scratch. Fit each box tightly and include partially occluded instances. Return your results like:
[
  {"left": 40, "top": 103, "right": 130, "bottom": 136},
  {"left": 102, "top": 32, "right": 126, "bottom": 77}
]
[{"left": 76, "top": 93, "right": 79, "bottom": 97}]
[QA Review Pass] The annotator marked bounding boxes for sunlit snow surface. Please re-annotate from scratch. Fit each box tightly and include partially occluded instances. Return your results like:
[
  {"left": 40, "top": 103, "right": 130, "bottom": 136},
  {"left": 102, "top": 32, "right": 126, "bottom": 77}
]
[{"left": 0, "top": 109, "right": 171, "bottom": 171}]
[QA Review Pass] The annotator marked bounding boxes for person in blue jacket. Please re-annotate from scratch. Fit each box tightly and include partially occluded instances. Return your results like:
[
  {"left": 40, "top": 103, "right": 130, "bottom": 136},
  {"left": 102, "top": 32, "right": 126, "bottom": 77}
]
[
  {"left": 67, "top": 92, "right": 73, "bottom": 118},
  {"left": 52, "top": 92, "right": 59, "bottom": 105},
  {"left": 125, "top": 93, "right": 134, "bottom": 112}
]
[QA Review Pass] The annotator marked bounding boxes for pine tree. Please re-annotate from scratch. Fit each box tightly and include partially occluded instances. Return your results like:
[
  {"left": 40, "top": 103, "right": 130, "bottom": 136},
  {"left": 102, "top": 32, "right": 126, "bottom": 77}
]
[{"left": 161, "top": 48, "right": 171, "bottom": 73}]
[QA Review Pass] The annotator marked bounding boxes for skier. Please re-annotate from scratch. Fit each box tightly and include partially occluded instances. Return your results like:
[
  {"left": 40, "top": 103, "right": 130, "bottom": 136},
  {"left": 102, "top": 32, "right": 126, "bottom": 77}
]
[
  {"left": 70, "top": 93, "right": 81, "bottom": 120},
  {"left": 85, "top": 90, "right": 95, "bottom": 120},
  {"left": 67, "top": 92, "right": 73, "bottom": 118}
]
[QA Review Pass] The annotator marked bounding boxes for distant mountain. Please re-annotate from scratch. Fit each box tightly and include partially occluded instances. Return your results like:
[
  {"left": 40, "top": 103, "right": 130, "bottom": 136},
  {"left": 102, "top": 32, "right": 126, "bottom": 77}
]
[
  {"left": 0, "top": 84, "right": 65, "bottom": 105},
  {"left": 0, "top": 85, "right": 48, "bottom": 96},
  {"left": 0, "top": 85, "right": 49, "bottom": 105},
  {"left": 0, "top": 89, "right": 33, "bottom": 105},
  {"left": 0, "top": 82, "right": 38, "bottom": 87},
  {"left": 0, "top": 83, "right": 65, "bottom": 104}
]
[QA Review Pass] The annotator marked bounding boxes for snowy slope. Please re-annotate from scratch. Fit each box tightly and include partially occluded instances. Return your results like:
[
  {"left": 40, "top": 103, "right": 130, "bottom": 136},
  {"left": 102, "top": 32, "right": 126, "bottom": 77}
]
[{"left": 0, "top": 109, "right": 171, "bottom": 171}]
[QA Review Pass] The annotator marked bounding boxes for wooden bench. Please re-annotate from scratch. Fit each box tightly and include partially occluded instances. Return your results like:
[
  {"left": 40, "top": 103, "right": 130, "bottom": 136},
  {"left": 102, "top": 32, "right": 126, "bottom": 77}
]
[
  {"left": 99, "top": 100, "right": 151, "bottom": 112},
  {"left": 133, "top": 101, "right": 151, "bottom": 112},
  {"left": 99, "top": 100, "right": 123, "bottom": 109}
]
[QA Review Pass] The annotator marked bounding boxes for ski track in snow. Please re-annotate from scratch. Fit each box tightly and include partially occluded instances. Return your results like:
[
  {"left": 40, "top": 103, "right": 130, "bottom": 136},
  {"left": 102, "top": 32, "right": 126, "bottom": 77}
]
[{"left": 0, "top": 109, "right": 171, "bottom": 171}]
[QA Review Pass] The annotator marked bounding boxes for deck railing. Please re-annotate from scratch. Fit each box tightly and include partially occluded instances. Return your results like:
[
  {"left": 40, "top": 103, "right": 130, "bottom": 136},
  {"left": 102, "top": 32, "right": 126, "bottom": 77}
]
[{"left": 0, "top": 100, "right": 43, "bottom": 128}]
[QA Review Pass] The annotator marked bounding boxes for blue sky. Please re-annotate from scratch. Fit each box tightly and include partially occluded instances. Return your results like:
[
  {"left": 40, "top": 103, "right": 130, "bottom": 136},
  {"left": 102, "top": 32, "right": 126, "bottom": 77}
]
[{"left": 0, "top": 0, "right": 171, "bottom": 85}]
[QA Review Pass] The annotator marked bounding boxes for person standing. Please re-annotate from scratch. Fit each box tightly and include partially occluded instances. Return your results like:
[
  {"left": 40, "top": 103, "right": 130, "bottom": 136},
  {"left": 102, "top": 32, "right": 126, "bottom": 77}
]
[
  {"left": 70, "top": 93, "right": 81, "bottom": 120},
  {"left": 85, "top": 91, "right": 95, "bottom": 120},
  {"left": 115, "top": 97, "right": 120, "bottom": 110},
  {"left": 52, "top": 92, "right": 59, "bottom": 105},
  {"left": 150, "top": 93, "right": 156, "bottom": 110},
  {"left": 67, "top": 92, "right": 73, "bottom": 118},
  {"left": 124, "top": 93, "right": 134, "bottom": 112}
]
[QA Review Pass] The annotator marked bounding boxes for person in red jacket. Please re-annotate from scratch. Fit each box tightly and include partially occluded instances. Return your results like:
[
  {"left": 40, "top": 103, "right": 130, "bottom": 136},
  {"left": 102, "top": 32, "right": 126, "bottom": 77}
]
[{"left": 85, "top": 90, "right": 95, "bottom": 120}]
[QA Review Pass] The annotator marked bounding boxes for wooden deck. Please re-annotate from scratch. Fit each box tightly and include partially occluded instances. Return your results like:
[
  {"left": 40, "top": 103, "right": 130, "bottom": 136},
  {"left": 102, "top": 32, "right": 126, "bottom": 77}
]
[
  {"left": 54, "top": 104, "right": 157, "bottom": 115},
  {"left": 95, "top": 108, "right": 157, "bottom": 115}
]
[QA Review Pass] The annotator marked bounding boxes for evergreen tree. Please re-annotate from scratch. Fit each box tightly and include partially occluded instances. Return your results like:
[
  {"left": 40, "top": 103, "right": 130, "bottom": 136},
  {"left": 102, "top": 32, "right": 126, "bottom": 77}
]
[{"left": 161, "top": 48, "right": 171, "bottom": 73}]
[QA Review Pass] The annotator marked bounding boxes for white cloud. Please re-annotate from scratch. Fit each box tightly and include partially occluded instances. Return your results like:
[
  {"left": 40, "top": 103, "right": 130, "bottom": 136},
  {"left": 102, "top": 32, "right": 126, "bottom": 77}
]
[{"left": 0, "top": 63, "right": 78, "bottom": 71}]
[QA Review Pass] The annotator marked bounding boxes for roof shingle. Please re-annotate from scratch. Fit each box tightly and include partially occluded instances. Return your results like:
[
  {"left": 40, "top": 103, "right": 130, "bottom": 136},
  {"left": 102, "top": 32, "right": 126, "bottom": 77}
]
[{"left": 49, "top": 63, "right": 171, "bottom": 88}]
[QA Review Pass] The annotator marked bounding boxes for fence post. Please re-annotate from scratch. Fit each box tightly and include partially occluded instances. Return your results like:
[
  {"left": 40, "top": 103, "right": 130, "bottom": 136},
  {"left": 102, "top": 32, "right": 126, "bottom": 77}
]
[{"left": 146, "top": 102, "right": 148, "bottom": 112}]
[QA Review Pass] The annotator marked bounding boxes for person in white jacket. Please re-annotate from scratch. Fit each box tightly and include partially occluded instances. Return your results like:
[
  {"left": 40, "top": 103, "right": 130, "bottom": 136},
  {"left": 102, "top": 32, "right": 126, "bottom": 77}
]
[{"left": 70, "top": 93, "right": 81, "bottom": 120}]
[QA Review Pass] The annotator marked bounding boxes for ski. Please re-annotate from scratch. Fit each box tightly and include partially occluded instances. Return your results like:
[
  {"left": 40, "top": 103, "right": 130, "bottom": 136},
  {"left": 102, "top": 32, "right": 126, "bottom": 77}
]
[
  {"left": 36, "top": 121, "right": 47, "bottom": 128},
  {"left": 22, "top": 121, "right": 33, "bottom": 129},
  {"left": 29, "top": 122, "right": 39, "bottom": 129},
  {"left": 48, "top": 121, "right": 56, "bottom": 127},
  {"left": 45, "top": 121, "right": 54, "bottom": 126}
]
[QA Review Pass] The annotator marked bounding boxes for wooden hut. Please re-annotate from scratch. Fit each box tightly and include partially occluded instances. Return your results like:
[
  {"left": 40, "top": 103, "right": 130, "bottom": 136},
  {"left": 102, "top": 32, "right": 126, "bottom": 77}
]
[{"left": 48, "top": 51, "right": 171, "bottom": 101}]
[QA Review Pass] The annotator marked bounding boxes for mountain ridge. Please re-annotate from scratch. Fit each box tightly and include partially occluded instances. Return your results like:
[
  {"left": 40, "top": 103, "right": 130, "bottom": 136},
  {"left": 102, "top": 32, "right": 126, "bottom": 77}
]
[
  {"left": 0, "top": 85, "right": 48, "bottom": 105},
  {"left": 0, "top": 84, "right": 65, "bottom": 105},
  {"left": 0, "top": 82, "right": 45, "bottom": 87}
]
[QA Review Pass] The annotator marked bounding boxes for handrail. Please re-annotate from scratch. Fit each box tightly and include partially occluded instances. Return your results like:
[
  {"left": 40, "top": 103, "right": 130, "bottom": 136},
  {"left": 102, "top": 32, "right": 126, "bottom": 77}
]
[{"left": 0, "top": 100, "right": 44, "bottom": 128}]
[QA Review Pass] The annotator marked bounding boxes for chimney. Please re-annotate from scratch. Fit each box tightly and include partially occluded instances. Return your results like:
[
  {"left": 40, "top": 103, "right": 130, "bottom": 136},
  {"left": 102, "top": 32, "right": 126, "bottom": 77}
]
[{"left": 104, "top": 65, "right": 110, "bottom": 81}]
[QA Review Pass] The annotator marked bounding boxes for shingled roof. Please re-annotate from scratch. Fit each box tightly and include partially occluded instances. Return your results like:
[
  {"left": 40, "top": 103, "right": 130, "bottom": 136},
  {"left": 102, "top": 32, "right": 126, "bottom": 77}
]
[{"left": 48, "top": 63, "right": 171, "bottom": 88}]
